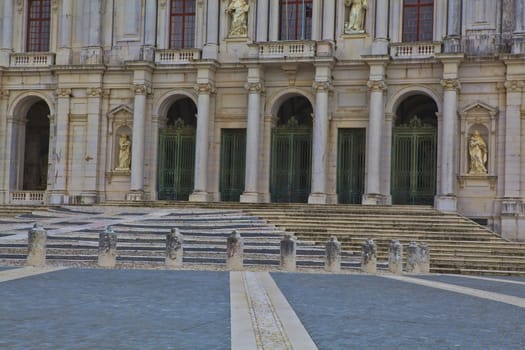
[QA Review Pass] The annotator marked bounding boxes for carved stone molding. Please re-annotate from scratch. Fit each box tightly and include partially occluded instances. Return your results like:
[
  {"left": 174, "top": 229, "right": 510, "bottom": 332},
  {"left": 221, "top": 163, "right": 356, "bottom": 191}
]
[
  {"left": 16, "top": 0, "right": 23, "bottom": 14},
  {"left": 504, "top": 80, "right": 525, "bottom": 92},
  {"left": 312, "top": 81, "right": 333, "bottom": 92},
  {"left": 194, "top": 83, "right": 216, "bottom": 94},
  {"left": 87, "top": 88, "right": 103, "bottom": 97},
  {"left": 440, "top": 79, "right": 461, "bottom": 91},
  {"left": 56, "top": 88, "right": 72, "bottom": 98},
  {"left": 366, "top": 80, "right": 387, "bottom": 91},
  {"left": 160, "top": 0, "right": 167, "bottom": 9},
  {"left": 0, "top": 90, "right": 9, "bottom": 99},
  {"left": 133, "top": 84, "right": 151, "bottom": 95},
  {"left": 244, "top": 82, "right": 263, "bottom": 93},
  {"left": 52, "top": 0, "right": 58, "bottom": 11}
]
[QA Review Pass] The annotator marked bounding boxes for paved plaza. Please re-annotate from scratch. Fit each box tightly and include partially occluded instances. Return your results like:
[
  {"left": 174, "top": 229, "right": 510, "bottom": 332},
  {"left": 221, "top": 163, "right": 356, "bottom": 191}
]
[{"left": 1, "top": 266, "right": 525, "bottom": 349}]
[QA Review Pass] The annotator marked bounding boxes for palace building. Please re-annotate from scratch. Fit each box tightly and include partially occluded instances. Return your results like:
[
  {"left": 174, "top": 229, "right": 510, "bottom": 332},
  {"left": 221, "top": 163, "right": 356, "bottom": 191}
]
[{"left": 0, "top": 0, "right": 525, "bottom": 240}]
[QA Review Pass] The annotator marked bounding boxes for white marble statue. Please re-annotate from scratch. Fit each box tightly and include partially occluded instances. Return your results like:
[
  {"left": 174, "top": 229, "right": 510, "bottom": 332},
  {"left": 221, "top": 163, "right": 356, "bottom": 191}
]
[
  {"left": 345, "top": 0, "right": 368, "bottom": 33},
  {"left": 116, "top": 134, "right": 131, "bottom": 170},
  {"left": 468, "top": 130, "right": 487, "bottom": 174},
  {"left": 227, "top": 0, "right": 249, "bottom": 37}
]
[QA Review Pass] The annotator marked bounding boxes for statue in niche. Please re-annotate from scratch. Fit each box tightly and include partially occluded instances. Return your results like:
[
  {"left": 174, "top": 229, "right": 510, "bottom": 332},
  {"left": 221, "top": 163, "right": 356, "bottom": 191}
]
[
  {"left": 468, "top": 130, "right": 488, "bottom": 174},
  {"left": 116, "top": 134, "right": 131, "bottom": 170},
  {"left": 344, "top": 0, "right": 368, "bottom": 34},
  {"left": 227, "top": 0, "right": 249, "bottom": 37}
]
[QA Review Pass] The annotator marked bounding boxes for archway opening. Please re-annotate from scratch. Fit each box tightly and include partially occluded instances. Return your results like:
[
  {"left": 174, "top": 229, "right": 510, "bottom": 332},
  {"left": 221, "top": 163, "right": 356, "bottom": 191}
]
[
  {"left": 23, "top": 101, "right": 50, "bottom": 190},
  {"left": 391, "top": 94, "right": 438, "bottom": 205},
  {"left": 270, "top": 96, "right": 313, "bottom": 203},
  {"left": 157, "top": 97, "right": 197, "bottom": 200}
]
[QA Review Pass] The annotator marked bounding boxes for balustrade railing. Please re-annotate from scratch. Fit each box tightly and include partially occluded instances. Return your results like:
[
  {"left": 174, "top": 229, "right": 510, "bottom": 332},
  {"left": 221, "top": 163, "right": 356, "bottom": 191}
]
[
  {"left": 155, "top": 49, "right": 201, "bottom": 64},
  {"left": 256, "top": 41, "right": 317, "bottom": 59},
  {"left": 390, "top": 42, "right": 441, "bottom": 59},
  {"left": 10, "top": 191, "right": 45, "bottom": 204},
  {"left": 10, "top": 53, "right": 55, "bottom": 67}
]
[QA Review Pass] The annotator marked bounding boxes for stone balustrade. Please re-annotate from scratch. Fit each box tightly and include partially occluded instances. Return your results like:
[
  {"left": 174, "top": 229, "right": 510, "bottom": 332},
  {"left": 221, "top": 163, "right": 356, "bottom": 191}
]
[
  {"left": 10, "top": 53, "right": 55, "bottom": 67},
  {"left": 155, "top": 49, "right": 201, "bottom": 64},
  {"left": 390, "top": 42, "right": 441, "bottom": 59}
]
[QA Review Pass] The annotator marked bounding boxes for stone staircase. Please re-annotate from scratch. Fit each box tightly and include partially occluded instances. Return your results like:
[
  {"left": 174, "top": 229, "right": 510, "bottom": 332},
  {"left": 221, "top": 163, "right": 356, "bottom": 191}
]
[
  {"left": 0, "top": 206, "right": 354, "bottom": 269},
  {"left": 1, "top": 202, "right": 525, "bottom": 275}
]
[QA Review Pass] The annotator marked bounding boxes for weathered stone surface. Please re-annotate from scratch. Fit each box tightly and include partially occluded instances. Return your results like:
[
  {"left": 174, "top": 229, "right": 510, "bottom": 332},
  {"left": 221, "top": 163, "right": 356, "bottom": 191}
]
[
  {"left": 361, "top": 239, "right": 377, "bottom": 273},
  {"left": 226, "top": 230, "right": 244, "bottom": 270},
  {"left": 406, "top": 241, "right": 420, "bottom": 273},
  {"left": 324, "top": 236, "right": 341, "bottom": 273},
  {"left": 406, "top": 242, "right": 430, "bottom": 273},
  {"left": 280, "top": 234, "right": 297, "bottom": 272},
  {"left": 388, "top": 240, "right": 403, "bottom": 275},
  {"left": 27, "top": 224, "right": 46, "bottom": 267},
  {"left": 419, "top": 243, "right": 430, "bottom": 273},
  {"left": 98, "top": 226, "right": 117, "bottom": 268},
  {"left": 166, "top": 228, "right": 184, "bottom": 268}
]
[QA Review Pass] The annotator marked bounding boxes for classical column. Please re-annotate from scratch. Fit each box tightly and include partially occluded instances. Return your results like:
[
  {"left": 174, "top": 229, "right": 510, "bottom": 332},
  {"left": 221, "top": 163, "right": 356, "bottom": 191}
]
[
  {"left": 88, "top": 0, "right": 102, "bottom": 47},
  {"left": 257, "top": 0, "right": 269, "bottom": 42},
  {"left": 0, "top": 0, "right": 13, "bottom": 66},
  {"left": 322, "top": 0, "right": 336, "bottom": 40},
  {"left": 363, "top": 79, "right": 386, "bottom": 205},
  {"left": 436, "top": 79, "right": 460, "bottom": 212},
  {"left": 189, "top": 83, "right": 214, "bottom": 202},
  {"left": 57, "top": 0, "right": 73, "bottom": 64},
  {"left": 311, "top": 0, "right": 322, "bottom": 41},
  {"left": 240, "top": 76, "right": 263, "bottom": 203},
  {"left": 127, "top": 84, "right": 149, "bottom": 201},
  {"left": 0, "top": 90, "right": 9, "bottom": 203},
  {"left": 142, "top": 0, "right": 157, "bottom": 60},
  {"left": 308, "top": 80, "right": 331, "bottom": 204},
  {"left": 80, "top": 88, "right": 102, "bottom": 204},
  {"left": 149, "top": 114, "right": 161, "bottom": 200},
  {"left": 269, "top": 0, "right": 280, "bottom": 41},
  {"left": 203, "top": 1, "right": 219, "bottom": 59},
  {"left": 513, "top": 0, "right": 525, "bottom": 54},
  {"left": 444, "top": 0, "right": 462, "bottom": 53},
  {"left": 371, "top": 0, "right": 389, "bottom": 55},
  {"left": 48, "top": 89, "right": 71, "bottom": 205}
]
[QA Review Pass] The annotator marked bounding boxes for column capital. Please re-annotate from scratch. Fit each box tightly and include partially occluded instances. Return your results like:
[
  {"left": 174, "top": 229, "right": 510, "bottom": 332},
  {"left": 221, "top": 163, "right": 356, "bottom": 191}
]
[
  {"left": 133, "top": 84, "right": 152, "bottom": 95},
  {"left": 194, "top": 83, "right": 216, "bottom": 94},
  {"left": 312, "top": 81, "right": 333, "bottom": 92},
  {"left": 16, "top": 0, "right": 23, "bottom": 14},
  {"left": 159, "top": 0, "right": 168, "bottom": 9},
  {"left": 87, "top": 88, "right": 103, "bottom": 97},
  {"left": 0, "top": 89, "right": 9, "bottom": 99},
  {"left": 367, "top": 80, "right": 387, "bottom": 91},
  {"left": 440, "top": 79, "right": 461, "bottom": 91},
  {"left": 56, "top": 88, "right": 72, "bottom": 98},
  {"left": 504, "top": 80, "right": 525, "bottom": 92},
  {"left": 244, "top": 82, "right": 263, "bottom": 93}
]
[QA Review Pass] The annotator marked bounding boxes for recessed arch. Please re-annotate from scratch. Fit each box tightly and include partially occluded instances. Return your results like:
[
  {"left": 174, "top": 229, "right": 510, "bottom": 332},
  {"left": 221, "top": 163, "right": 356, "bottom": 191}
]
[
  {"left": 154, "top": 90, "right": 198, "bottom": 118},
  {"left": 267, "top": 88, "right": 315, "bottom": 118},
  {"left": 386, "top": 86, "right": 441, "bottom": 117}
]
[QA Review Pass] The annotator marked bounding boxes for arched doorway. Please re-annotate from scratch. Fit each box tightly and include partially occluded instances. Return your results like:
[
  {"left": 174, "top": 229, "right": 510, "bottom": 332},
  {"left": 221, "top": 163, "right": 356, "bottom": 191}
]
[
  {"left": 23, "top": 101, "right": 50, "bottom": 191},
  {"left": 270, "top": 96, "right": 313, "bottom": 203},
  {"left": 391, "top": 95, "right": 438, "bottom": 205},
  {"left": 157, "top": 97, "right": 197, "bottom": 200}
]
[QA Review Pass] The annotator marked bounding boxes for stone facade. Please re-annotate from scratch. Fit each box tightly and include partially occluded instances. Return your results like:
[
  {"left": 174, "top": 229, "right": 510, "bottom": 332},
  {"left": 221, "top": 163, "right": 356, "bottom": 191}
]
[{"left": 1, "top": 1, "right": 525, "bottom": 240}]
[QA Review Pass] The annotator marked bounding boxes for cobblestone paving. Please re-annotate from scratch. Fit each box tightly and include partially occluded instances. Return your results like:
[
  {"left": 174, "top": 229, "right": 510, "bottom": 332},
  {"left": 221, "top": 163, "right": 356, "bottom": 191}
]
[
  {"left": 0, "top": 269, "right": 230, "bottom": 350},
  {"left": 271, "top": 273, "right": 525, "bottom": 350},
  {"left": 413, "top": 274, "right": 525, "bottom": 299}
]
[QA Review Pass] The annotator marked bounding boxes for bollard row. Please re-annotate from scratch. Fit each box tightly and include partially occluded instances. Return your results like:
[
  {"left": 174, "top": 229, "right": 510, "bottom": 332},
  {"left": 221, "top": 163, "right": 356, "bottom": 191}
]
[{"left": 360, "top": 239, "right": 430, "bottom": 274}]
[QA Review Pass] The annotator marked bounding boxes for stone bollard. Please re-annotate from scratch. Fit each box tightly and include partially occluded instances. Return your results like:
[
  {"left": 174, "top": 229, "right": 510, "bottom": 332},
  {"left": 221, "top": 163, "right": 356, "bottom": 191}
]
[
  {"left": 406, "top": 241, "right": 421, "bottom": 273},
  {"left": 361, "top": 239, "right": 377, "bottom": 273},
  {"left": 418, "top": 243, "right": 430, "bottom": 273},
  {"left": 166, "top": 228, "right": 184, "bottom": 268},
  {"left": 98, "top": 226, "right": 117, "bottom": 268},
  {"left": 280, "top": 234, "right": 297, "bottom": 272},
  {"left": 27, "top": 224, "right": 47, "bottom": 266},
  {"left": 388, "top": 240, "right": 403, "bottom": 275},
  {"left": 226, "top": 230, "right": 244, "bottom": 270},
  {"left": 325, "top": 236, "right": 341, "bottom": 273}
]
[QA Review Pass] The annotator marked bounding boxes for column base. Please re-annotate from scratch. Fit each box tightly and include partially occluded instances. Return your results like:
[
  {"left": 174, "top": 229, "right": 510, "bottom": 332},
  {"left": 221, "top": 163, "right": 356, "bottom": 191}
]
[
  {"left": 80, "top": 192, "right": 97, "bottom": 205},
  {"left": 308, "top": 193, "right": 329, "bottom": 205},
  {"left": 434, "top": 195, "right": 457, "bottom": 212},
  {"left": 48, "top": 191, "right": 67, "bottom": 205},
  {"left": 240, "top": 192, "right": 262, "bottom": 203},
  {"left": 362, "top": 194, "right": 386, "bottom": 205},
  {"left": 126, "top": 190, "right": 144, "bottom": 201},
  {"left": 189, "top": 191, "right": 211, "bottom": 202}
]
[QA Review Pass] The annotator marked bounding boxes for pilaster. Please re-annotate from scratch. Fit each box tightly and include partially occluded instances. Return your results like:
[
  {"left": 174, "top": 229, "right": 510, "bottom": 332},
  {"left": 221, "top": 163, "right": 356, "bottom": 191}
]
[
  {"left": 81, "top": 87, "right": 102, "bottom": 204},
  {"left": 371, "top": 0, "right": 389, "bottom": 55}
]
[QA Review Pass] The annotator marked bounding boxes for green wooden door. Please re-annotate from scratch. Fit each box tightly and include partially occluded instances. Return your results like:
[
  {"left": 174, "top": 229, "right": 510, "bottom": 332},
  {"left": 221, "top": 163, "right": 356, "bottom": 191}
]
[
  {"left": 220, "top": 129, "right": 246, "bottom": 201},
  {"left": 270, "top": 129, "right": 312, "bottom": 203},
  {"left": 391, "top": 128, "right": 436, "bottom": 205},
  {"left": 157, "top": 127, "right": 195, "bottom": 200},
  {"left": 337, "top": 128, "right": 366, "bottom": 204}
]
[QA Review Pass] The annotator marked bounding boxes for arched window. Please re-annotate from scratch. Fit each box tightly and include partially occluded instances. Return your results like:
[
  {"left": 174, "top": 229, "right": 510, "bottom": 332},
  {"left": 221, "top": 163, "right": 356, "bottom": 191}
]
[
  {"left": 402, "top": 0, "right": 433, "bottom": 42},
  {"left": 27, "top": 0, "right": 51, "bottom": 52},
  {"left": 169, "top": 0, "right": 196, "bottom": 49},
  {"left": 279, "top": 0, "right": 312, "bottom": 40}
]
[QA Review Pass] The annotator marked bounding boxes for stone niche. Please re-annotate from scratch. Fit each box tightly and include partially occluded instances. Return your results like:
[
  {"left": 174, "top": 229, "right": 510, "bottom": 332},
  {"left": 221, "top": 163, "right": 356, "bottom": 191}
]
[{"left": 457, "top": 101, "right": 498, "bottom": 217}]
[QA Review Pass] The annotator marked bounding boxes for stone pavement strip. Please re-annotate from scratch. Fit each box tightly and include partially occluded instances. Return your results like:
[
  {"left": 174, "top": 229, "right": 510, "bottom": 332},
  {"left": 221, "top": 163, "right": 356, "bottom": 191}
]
[
  {"left": 230, "top": 271, "right": 317, "bottom": 350},
  {"left": 382, "top": 274, "right": 525, "bottom": 308}
]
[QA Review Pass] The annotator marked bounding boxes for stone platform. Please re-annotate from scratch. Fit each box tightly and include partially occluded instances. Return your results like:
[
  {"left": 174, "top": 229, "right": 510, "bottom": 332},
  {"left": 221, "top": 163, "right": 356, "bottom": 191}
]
[{"left": 1, "top": 267, "right": 524, "bottom": 349}]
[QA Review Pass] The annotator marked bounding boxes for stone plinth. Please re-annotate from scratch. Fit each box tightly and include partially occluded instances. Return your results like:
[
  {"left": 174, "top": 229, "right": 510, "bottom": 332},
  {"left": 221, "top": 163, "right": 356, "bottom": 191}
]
[
  {"left": 166, "top": 228, "right": 184, "bottom": 268},
  {"left": 27, "top": 224, "right": 46, "bottom": 267},
  {"left": 98, "top": 226, "right": 117, "bottom": 268},
  {"left": 388, "top": 240, "right": 403, "bottom": 275},
  {"left": 280, "top": 234, "right": 297, "bottom": 272},
  {"left": 361, "top": 239, "right": 377, "bottom": 273},
  {"left": 226, "top": 230, "right": 244, "bottom": 270},
  {"left": 324, "top": 236, "right": 341, "bottom": 273}
]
